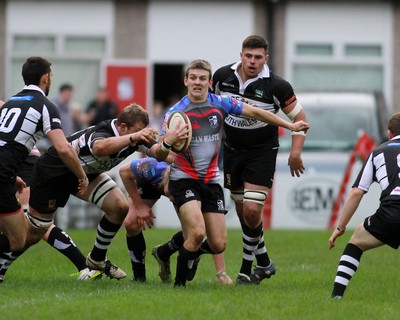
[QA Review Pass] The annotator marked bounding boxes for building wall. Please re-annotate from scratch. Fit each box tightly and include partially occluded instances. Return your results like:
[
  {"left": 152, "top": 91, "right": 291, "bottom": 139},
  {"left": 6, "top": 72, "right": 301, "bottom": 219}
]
[
  {"left": 147, "top": 1, "right": 253, "bottom": 69},
  {"left": 2, "top": 0, "right": 398, "bottom": 112},
  {"left": 392, "top": 1, "right": 400, "bottom": 111},
  {"left": 285, "top": 1, "right": 393, "bottom": 108},
  {"left": 0, "top": 1, "right": 6, "bottom": 100},
  {"left": 114, "top": 0, "right": 147, "bottom": 59}
]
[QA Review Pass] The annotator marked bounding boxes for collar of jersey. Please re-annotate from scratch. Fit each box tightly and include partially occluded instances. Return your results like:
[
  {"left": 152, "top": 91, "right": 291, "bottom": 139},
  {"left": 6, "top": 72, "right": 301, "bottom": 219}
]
[
  {"left": 230, "top": 61, "right": 270, "bottom": 79},
  {"left": 23, "top": 85, "right": 46, "bottom": 96}
]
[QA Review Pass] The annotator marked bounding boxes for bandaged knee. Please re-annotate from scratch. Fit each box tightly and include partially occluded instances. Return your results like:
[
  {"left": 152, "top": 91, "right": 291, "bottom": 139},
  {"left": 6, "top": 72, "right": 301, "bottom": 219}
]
[{"left": 243, "top": 189, "right": 268, "bottom": 205}]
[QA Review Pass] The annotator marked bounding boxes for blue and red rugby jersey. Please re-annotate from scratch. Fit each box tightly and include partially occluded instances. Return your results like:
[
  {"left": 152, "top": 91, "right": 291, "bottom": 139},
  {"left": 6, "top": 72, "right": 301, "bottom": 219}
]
[{"left": 160, "top": 93, "right": 244, "bottom": 184}]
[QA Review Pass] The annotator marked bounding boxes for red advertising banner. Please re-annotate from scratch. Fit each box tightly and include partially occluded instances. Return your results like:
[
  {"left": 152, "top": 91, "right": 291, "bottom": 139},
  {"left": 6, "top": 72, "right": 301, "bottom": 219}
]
[{"left": 104, "top": 62, "right": 149, "bottom": 112}]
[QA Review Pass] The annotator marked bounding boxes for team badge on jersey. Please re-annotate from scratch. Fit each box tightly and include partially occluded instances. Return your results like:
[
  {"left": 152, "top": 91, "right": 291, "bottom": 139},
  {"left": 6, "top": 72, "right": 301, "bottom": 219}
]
[
  {"left": 255, "top": 89, "right": 264, "bottom": 98},
  {"left": 209, "top": 115, "right": 218, "bottom": 128},
  {"left": 192, "top": 120, "right": 200, "bottom": 130}
]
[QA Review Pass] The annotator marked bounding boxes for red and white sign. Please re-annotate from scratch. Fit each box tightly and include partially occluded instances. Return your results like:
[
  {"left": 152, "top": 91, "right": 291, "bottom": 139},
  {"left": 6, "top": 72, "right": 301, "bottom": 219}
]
[{"left": 103, "top": 61, "right": 150, "bottom": 112}]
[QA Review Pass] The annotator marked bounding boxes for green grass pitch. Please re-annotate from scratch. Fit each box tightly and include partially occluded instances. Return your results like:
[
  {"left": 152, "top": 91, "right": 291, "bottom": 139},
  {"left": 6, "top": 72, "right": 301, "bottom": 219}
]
[{"left": 0, "top": 229, "right": 398, "bottom": 319}]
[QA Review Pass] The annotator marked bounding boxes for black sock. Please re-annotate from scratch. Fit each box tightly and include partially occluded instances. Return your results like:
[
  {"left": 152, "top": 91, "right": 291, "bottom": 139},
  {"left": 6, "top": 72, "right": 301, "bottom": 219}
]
[
  {"left": 0, "top": 251, "right": 23, "bottom": 277},
  {"left": 126, "top": 231, "right": 146, "bottom": 279},
  {"left": 331, "top": 243, "right": 363, "bottom": 297},
  {"left": 157, "top": 231, "right": 184, "bottom": 261},
  {"left": 198, "top": 238, "right": 213, "bottom": 255},
  {"left": 240, "top": 220, "right": 263, "bottom": 275},
  {"left": 90, "top": 216, "right": 121, "bottom": 262},
  {"left": 254, "top": 228, "right": 270, "bottom": 267},
  {"left": 47, "top": 226, "right": 86, "bottom": 271},
  {"left": 0, "top": 235, "right": 11, "bottom": 253},
  {"left": 175, "top": 246, "right": 197, "bottom": 287}
]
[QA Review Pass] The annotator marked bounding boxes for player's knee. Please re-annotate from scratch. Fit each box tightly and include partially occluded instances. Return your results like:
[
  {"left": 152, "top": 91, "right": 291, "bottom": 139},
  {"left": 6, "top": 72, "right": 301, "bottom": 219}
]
[
  {"left": 210, "top": 239, "right": 226, "bottom": 254},
  {"left": 243, "top": 206, "right": 262, "bottom": 227},
  {"left": 189, "top": 229, "right": 206, "bottom": 247},
  {"left": 105, "top": 198, "right": 129, "bottom": 223},
  {"left": 8, "top": 236, "right": 26, "bottom": 252},
  {"left": 123, "top": 216, "right": 140, "bottom": 235},
  {"left": 243, "top": 189, "right": 266, "bottom": 227},
  {"left": 115, "top": 201, "right": 129, "bottom": 219}
]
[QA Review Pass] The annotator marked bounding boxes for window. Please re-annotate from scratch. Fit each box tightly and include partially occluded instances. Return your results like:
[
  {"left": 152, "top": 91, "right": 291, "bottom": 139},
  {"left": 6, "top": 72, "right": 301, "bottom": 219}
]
[
  {"left": 9, "top": 34, "right": 109, "bottom": 107},
  {"left": 292, "top": 42, "right": 384, "bottom": 93},
  {"left": 293, "top": 64, "right": 383, "bottom": 92},
  {"left": 65, "top": 36, "right": 106, "bottom": 54},
  {"left": 13, "top": 35, "right": 56, "bottom": 53},
  {"left": 296, "top": 44, "right": 333, "bottom": 56},
  {"left": 345, "top": 44, "right": 381, "bottom": 57}
]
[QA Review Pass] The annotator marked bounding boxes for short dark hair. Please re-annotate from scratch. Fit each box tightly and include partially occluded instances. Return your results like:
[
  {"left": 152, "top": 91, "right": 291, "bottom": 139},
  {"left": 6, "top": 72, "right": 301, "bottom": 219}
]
[
  {"left": 388, "top": 112, "right": 400, "bottom": 137},
  {"left": 59, "top": 83, "right": 73, "bottom": 92},
  {"left": 242, "top": 35, "right": 268, "bottom": 53},
  {"left": 117, "top": 103, "right": 149, "bottom": 128},
  {"left": 21, "top": 56, "right": 52, "bottom": 86}
]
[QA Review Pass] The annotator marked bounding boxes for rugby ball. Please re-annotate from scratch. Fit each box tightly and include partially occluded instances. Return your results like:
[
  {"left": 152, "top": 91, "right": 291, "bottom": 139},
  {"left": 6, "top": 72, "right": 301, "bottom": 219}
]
[{"left": 166, "top": 111, "right": 192, "bottom": 153}]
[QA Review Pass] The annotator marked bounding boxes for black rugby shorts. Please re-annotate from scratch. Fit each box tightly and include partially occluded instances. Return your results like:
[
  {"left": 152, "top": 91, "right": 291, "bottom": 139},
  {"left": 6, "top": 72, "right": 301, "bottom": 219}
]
[
  {"left": 223, "top": 144, "right": 278, "bottom": 190},
  {"left": 169, "top": 179, "right": 227, "bottom": 214},
  {"left": 363, "top": 208, "right": 400, "bottom": 249}
]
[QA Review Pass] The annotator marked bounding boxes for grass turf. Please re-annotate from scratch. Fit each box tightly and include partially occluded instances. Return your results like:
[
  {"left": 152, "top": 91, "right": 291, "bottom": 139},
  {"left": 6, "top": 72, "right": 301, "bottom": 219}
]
[{"left": 0, "top": 229, "right": 399, "bottom": 320}]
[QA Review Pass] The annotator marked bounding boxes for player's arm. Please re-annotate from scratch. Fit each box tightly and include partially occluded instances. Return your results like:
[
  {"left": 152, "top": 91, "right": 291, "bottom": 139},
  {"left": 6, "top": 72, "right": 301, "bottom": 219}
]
[
  {"left": 119, "top": 163, "right": 154, "bottom": 228},
  {"left": 241, "top": 104, "right": 309, "bottom": 131},
  {"left": 282, "top": 100, "right": 308, "bottom": 177},
  {"left": 47, "top": 129, "right": 88, "bottom": 194},
  {"left": 92, "top": 127, "right": 158, "bottom": 157},
  {"left": 328, "top": 187, "right": 365, "bottom": 249},
  {"left": 150, "top": 120, "right": 189, "bottom": 161}
]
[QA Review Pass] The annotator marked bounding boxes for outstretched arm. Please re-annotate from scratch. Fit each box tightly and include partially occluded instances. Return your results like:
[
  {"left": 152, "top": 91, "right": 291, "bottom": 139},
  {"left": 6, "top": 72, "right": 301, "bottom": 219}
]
[{"left": 241, "top": 104, "right": 309, "bottom": 132}]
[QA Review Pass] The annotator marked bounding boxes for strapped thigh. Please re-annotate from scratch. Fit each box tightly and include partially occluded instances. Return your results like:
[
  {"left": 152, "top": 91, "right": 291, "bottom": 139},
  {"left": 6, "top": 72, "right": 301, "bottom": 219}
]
[
  {"left": 88, "top": 175, "right": 118, "bottom": 208},
  {"left": 230, "top": 190, "right": 244, "bottom": 202},
  {"left": 24, "top": 211, "right": 54, "bottom": 229},
  {"left": 243, "top": 189, "right": 268, "bottom": 205}
]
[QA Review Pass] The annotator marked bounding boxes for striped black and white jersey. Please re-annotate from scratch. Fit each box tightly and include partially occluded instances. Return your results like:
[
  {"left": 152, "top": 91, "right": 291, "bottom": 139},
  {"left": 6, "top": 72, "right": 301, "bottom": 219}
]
[
  {"left": 212, "top": 62, "right": 296, "bottom": 150},
  {"left": 353, "top": 135, "right": 400, "bottom": 212},
  {"left": 0, "top": 85, "right": 62, "bottom": 152},
  {"left": 39, "top": 119, "right": 155, "bottom": 176},
  {"left": 0, "top": 85, "right": 62, "bottom": 181}
]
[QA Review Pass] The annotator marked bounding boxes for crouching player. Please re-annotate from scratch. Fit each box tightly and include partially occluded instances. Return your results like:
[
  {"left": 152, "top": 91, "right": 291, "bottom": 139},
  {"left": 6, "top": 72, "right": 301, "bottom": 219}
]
[{"left": 119, "top": 156, "right": 233, "bottom": 285}]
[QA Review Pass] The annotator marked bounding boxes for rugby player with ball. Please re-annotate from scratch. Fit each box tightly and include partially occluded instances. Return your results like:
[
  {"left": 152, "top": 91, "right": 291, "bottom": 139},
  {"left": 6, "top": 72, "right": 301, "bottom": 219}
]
[{"left": 156, "top": 59, "right": 309, "bottom": 287}]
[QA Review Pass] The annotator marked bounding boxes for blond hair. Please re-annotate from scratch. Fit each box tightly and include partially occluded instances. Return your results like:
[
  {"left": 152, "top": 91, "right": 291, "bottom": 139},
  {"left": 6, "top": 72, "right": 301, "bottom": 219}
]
[{"left": 185, "top": 59, "right": 212, "bottom": 80}]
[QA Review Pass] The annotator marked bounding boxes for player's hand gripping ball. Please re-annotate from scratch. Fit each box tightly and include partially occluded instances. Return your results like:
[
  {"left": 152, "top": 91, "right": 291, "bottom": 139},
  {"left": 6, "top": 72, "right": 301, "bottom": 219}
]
[{"left": 166, "top": 111, "right": 192, "bottom": 153}]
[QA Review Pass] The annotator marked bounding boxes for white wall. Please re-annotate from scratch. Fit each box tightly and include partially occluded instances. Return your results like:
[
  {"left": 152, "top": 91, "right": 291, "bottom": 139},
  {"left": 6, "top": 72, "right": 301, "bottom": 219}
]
[
  {"left": 285, "top": 1, "right": 393, "bottom": 107},
  {"left": 7, "top": 1, "right": 114, "bottom": 35},
  {"left": 148, "top": 0, "right": 254, "bottom": 71}
]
